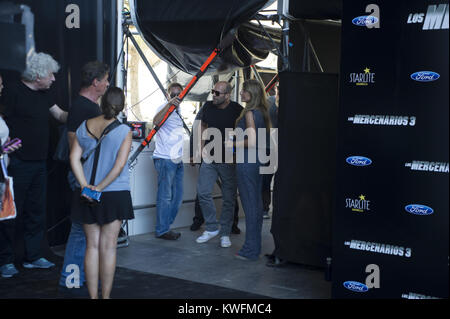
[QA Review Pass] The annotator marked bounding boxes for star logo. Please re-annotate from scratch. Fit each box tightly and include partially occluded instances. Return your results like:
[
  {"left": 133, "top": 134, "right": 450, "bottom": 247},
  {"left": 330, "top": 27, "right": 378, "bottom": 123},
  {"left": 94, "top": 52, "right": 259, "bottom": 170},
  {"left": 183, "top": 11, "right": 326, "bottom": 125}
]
[
  {"left": 364, "top": 68, "right": 371, "bottom": 74},
  {"left": 359, "top": 195, "right": 366, "bottom": 201}
]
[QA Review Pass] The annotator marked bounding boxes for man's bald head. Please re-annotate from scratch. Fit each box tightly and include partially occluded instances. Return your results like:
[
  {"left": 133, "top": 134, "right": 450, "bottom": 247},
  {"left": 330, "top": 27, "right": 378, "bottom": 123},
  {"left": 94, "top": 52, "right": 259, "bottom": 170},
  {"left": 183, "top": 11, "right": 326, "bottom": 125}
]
[{"left": 212, "top": 81, "right": 232, "bottom": 107}]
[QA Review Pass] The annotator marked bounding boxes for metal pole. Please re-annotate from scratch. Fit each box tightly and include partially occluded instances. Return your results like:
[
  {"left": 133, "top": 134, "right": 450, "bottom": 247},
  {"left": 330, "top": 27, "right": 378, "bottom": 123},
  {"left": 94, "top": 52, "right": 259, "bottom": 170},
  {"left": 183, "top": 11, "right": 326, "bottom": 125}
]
[
  {"left": 250, "top": 65, "right": 265, "bottom": 86},
  {"left": 96, "top": 0, "right": 103, "bottom": 62},
  {"left": 308, "top": 38, "right": 324, "bottom": 73},
  {"left": 278, "top": 0, "right": 291, "bottom": 72},
  {"left": 124, "top": 26, "right": 167, "bottom": 98},
  {"left": 234, "top": 70, "right": 240, "bottom": 103},
  {"left": 116, "top": 0, "right": 124, "bottom": 89}
]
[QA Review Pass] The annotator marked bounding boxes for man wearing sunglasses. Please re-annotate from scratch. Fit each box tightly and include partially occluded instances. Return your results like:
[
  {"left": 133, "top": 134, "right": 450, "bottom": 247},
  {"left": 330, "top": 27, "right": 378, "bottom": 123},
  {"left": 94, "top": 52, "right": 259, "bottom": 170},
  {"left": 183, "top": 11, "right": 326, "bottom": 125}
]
[{"left": 195, "top": 81, "right": 243, "bottom": 248}]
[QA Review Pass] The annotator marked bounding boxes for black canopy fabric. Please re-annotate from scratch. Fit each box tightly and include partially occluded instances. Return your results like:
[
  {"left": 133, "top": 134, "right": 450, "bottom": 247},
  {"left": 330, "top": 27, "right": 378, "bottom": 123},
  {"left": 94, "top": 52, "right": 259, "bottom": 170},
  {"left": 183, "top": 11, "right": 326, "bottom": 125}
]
[
  {"left": 288, "top": 0, "right": 343, "bottom": 20},
  {"left": 131, "top": 0, "right": 280, "bottom": 75}
]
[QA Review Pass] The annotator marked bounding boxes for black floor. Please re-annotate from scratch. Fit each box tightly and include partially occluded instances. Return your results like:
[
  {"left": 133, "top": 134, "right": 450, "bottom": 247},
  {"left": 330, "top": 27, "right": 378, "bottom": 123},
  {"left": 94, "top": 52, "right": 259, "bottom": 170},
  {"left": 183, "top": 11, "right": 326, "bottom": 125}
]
[{"left": 0, "top": 256, "right": 269, "bottom": 299}]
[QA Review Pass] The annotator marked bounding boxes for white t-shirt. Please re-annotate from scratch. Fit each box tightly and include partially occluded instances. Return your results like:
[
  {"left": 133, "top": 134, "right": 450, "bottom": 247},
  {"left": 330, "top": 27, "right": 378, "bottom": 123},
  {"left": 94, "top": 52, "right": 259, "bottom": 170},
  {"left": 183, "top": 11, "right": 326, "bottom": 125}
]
[
  {"left": 0, "top": 117, "right": 9, "bottom": 145},
  {"left": 152, "top": 101, "right": 186, "bottom": 161},
  {"left": 0, "top": 117, "right": 10, "bottom": 164}
]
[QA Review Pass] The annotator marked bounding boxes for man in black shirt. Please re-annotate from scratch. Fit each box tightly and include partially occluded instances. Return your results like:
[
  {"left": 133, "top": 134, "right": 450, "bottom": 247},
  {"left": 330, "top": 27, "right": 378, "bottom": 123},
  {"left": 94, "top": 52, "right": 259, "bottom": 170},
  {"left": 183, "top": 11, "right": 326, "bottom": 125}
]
[
  {"left": 189, "top": 106, "right": 241, "bottom": 234},
  {"left": 0, "top": 52, "right": 67, "bottom": 278},
  {"left": 59, "top": 61, "right": 109, "bottom": 289},
  {"left": 195, "top": 81, "right": 243, "bottom": 248}
]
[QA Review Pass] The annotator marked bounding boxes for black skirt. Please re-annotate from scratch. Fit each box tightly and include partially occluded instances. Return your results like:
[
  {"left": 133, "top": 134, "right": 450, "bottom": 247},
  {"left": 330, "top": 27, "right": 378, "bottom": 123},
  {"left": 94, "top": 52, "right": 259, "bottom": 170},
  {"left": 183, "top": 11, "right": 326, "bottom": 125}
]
[{"left": 71, "top": 188, "right": 134, "bottom": 225}]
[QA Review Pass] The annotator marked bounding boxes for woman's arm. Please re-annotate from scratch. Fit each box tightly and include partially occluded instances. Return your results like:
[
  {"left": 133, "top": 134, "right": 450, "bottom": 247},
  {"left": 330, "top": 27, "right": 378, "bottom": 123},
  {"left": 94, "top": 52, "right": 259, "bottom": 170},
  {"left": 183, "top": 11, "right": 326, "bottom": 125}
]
[
  {"left": 95, "top": 131, "right": 132, "bottom": 192},
  {"left": 70, "top": 137, "right": 89, "bottom": 189},
  {"left": 233, "top": 111, "right": 256, "bottom": 149}
]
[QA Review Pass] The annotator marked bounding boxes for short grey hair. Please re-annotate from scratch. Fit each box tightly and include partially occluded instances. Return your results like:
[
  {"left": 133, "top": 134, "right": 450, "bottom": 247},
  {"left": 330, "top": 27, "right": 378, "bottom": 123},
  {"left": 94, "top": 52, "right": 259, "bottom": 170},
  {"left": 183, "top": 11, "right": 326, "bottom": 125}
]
[{"left": 22, "top": 52, "right": 60, "bottom": 82}]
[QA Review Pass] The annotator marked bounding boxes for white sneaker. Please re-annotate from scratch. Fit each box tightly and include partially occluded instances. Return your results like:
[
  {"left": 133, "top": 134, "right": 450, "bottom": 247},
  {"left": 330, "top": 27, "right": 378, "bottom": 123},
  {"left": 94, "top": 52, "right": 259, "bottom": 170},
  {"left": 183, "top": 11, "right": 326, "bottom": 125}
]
[
  {"left": 196, "top": 230, "right": 219, "bottom": 243},
  {"left": 220, "top": 236, "right": 231, "bottom": 248}
]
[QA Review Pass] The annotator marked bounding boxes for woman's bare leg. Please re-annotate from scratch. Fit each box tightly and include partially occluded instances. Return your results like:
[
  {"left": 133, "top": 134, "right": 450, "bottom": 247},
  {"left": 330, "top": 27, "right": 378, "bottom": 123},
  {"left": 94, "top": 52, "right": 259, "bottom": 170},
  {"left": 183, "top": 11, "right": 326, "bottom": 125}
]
[
  {"left": 99, "top": 220, "right": 122, "bottom": 299},
  {"left": 83, "top": 223, "right": 101, "bottom": 299}
]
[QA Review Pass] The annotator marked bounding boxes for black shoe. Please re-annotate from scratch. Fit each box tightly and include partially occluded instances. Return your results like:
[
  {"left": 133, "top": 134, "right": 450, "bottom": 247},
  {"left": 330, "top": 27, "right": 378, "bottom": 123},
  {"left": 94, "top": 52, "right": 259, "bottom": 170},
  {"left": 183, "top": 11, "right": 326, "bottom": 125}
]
[
  {"left": 118, "top": 228, "right": 127, "bottom": 241},
  {"left": 266, "top": 256, "right": 287, "bottom": 268},
  {"left": 156, "top": 230, "right": 181, "bottom": 240},
  {"left": 190, "top": 222, "right": 203, "bottom": 231},
  {"left": 231, "top": 225, "right": 241, "bottom": 234}
]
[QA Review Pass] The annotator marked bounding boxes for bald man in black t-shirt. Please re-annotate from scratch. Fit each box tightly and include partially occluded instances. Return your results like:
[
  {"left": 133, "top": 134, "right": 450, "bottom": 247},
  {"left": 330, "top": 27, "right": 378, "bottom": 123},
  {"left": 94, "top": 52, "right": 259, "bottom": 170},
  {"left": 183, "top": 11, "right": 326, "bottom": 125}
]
[{"left": 195, "top": 81, "right": 243, "bottom": 248}]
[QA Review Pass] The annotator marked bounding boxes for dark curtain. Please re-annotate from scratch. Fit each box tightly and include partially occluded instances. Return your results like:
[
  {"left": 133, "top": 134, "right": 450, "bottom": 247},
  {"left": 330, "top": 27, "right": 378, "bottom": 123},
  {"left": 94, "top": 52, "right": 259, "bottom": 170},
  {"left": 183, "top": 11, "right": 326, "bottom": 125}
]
[{"left": 271, "top": 72, "right": 339, "bottom": 268}]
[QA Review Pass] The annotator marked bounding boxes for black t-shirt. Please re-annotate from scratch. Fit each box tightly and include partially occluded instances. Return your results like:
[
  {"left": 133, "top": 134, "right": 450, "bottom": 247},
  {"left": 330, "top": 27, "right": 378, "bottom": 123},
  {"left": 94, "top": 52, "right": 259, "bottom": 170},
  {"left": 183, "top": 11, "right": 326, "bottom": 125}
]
[
  {"left": 1, "top": 81, "right": 55, "bottom": 161},
  {"left": 67, "top": 95, "right": 101, "bottom": 133},
  {"left": 201, "top": 100, "right": 243, "bottom": 162}
]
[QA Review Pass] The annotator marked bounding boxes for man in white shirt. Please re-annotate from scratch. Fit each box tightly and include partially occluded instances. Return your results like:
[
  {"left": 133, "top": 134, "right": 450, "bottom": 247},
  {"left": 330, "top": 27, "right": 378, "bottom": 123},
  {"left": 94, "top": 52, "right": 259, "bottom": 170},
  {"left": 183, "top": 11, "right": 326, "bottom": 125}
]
[{"left": 153, "top": 83, "right": 185, "bottom": 240}]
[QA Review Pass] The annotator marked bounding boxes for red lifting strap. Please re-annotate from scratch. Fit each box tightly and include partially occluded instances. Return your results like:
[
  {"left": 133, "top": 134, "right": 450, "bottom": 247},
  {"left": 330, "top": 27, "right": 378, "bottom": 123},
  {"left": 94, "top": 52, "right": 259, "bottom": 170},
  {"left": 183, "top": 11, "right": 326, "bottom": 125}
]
[{"left": 128, "top": 30, "right": 235, "bottom": 166}]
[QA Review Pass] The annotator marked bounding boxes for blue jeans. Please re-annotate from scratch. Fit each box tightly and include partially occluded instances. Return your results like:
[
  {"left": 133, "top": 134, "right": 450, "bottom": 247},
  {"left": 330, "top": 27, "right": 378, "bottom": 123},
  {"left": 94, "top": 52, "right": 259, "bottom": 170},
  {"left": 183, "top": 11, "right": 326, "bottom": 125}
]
[
  {"left": 59, "top": 221, "right": 86, "bottom": 287},
  {"left": 59, "top": 171, "right": 86, "bottom": 287},
  {"left": 154, "top": 158, "right": 184, "bottom": 236},
  {"left": 236, "top": 162, "right": 263, "bottom": 260},
  {"left": 262, "top": 172, "right": 274, "bottom": 212},
  {"left": 197, "top": 163, "right": 237, "bottom": 236}
]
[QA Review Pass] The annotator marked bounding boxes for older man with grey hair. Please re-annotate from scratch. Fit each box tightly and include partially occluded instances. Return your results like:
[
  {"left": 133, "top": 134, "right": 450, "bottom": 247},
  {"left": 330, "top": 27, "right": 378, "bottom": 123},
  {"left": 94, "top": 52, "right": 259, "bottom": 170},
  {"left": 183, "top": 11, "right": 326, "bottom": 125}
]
[{"left": 0, "top": 52, "right": 67, "bottom": 278}]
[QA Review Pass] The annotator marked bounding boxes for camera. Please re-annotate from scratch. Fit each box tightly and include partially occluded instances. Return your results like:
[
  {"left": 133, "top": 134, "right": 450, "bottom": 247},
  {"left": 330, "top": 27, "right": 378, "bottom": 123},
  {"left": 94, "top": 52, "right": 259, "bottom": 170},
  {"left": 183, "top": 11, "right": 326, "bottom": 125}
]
[{"left": 0, "top": 2, "right": 35, "bottom": 72}]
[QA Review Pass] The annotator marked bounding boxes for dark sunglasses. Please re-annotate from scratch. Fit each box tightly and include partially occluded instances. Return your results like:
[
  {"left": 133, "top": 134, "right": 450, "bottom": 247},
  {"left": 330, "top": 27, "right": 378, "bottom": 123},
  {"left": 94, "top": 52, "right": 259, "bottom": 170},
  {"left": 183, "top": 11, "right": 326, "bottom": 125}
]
[
  {"left": 170, "top": 92, "right": 181, "bottom": 98},
  {"left": 211, "top": 89, "right": 226, "bottom": 97}
]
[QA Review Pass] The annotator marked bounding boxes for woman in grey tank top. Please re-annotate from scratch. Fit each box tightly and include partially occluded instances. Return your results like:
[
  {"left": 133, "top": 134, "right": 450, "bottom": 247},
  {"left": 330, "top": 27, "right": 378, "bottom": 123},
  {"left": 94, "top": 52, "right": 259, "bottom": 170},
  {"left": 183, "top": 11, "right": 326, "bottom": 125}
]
[{"left": 70, "top": 87, "right": 133, "bottom": 299}]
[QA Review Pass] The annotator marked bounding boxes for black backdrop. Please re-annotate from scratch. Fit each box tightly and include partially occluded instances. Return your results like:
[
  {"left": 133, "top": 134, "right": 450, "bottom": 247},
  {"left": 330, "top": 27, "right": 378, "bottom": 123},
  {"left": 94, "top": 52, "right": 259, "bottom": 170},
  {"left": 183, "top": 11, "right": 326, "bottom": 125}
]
[
  {"left": 0, "top": 0, "right": 117, "bottom": 249},
  {"left": 332, "top": 0, "right": 449, "bottom": 298},
  {"left": 272, "top": 72, "right": 338, "bottom": 267}
]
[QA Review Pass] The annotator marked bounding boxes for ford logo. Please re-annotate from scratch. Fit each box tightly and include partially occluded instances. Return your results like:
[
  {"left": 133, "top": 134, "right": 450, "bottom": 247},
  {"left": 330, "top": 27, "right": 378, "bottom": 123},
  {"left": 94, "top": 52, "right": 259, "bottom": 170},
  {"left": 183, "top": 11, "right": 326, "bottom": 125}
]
[
  {"left": 410, "top": 71, "right": 440, "bottom": 82},
  {"left": 346, "top": 156, "right": 372, "bottom": 166},
  {"left": 405, "top": 204, "right": 434, "bottom": 216},
  {"left": 343, "top": 281, "right": 369, "bottom": 292},
  {"left": 352, "top": 15, "right": 379, "bottom": 26}
]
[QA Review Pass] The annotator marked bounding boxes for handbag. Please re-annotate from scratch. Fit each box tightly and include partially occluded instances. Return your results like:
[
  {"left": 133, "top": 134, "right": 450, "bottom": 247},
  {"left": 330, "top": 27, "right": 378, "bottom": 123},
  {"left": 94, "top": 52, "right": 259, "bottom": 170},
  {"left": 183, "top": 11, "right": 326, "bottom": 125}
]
[
  {"left": 0, "top": 155, "right": 16, "bottom": 221},
  {"left": 53, "top": 125, "right": 69, "bottom": 163}
]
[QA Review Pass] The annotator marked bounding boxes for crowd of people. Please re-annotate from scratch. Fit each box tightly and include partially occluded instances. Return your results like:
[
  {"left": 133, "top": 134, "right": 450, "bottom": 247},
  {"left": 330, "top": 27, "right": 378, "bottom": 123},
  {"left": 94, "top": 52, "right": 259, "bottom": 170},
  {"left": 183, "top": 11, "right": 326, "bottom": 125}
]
[{"left": 0, "top": 52, "right": 279, "bottom": 298}]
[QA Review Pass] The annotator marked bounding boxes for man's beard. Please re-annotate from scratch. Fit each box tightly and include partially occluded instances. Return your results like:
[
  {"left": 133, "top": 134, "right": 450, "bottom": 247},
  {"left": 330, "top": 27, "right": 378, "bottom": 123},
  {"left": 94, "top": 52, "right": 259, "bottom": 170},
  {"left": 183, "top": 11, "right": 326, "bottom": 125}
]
[{"left": 213, "top": 98, "right": 224, "bottom": 105}]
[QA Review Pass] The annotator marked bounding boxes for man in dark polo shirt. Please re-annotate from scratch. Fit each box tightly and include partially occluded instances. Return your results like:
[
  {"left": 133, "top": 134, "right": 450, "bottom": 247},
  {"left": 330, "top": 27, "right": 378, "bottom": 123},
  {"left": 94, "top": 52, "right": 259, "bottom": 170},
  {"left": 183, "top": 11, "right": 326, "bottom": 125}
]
[
  {"left": 195, "top": 81, "right": 243, "bottom": 248},
  {"left": 0, "top": 52, "right": 67, "bottom": 278},
  {"left": 59, "top": 61, "right": 109, "bottom": 289}
]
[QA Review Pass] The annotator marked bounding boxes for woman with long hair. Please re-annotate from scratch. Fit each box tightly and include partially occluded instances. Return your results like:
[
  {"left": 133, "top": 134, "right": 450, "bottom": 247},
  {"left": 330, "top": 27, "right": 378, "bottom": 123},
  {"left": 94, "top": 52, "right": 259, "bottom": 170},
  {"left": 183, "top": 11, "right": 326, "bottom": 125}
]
[
  {"left": 70, "top": 87, "right": 134, "bottom": 298},
  {"left": 229, "top": 79, "right": 271, "bottom": 261}
]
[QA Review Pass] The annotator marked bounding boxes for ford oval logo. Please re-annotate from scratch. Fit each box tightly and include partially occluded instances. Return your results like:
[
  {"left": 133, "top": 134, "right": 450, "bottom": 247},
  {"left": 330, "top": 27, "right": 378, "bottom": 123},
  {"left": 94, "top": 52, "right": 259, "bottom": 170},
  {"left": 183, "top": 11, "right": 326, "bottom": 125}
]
[
  {"left": 352, "top": 15, "right": 379, "bottom": 26},
  {"left": 343, "top": 281, "right": 369, "bottom": 292},
  {"left": 410, "top": 71, "right": 440, "bottom": 82},
  {"left": 405, "top": 204, "right": 434, "bottom": 216},
  {"left": 346, "top": 156, "right": 372, "bottom": 167}
]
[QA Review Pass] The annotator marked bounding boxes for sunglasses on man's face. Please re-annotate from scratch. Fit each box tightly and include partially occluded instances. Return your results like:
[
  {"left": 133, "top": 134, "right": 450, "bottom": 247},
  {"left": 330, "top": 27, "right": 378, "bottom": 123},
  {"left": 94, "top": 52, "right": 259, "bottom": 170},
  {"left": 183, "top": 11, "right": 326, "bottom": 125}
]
[
  {"left": 211, "top": 89, "right": 226, "bottom": 97},
  {"left": 170, "top": 92, "right": 181, "bottom": 99}
]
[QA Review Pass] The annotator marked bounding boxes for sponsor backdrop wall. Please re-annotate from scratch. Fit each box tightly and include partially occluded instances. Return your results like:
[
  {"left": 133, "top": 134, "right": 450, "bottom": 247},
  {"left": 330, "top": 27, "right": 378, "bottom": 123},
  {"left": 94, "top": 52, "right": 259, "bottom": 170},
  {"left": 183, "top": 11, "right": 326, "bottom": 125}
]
[{"left": 332, "top": 0, "right": 448, "bottom": 298}]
